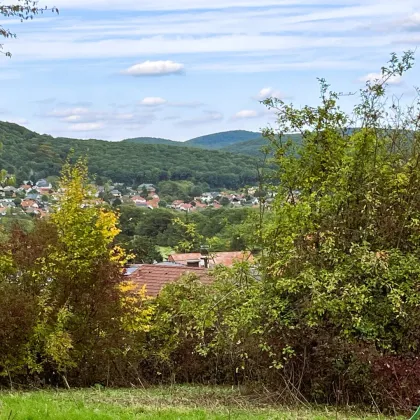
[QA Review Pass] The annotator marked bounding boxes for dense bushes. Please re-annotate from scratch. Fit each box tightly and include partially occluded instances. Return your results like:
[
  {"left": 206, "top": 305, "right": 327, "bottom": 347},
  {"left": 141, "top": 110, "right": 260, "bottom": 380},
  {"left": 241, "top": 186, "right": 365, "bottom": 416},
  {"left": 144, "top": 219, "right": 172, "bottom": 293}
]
[{"left": 127, "top": 52, "right": 420, "bottom": 413}]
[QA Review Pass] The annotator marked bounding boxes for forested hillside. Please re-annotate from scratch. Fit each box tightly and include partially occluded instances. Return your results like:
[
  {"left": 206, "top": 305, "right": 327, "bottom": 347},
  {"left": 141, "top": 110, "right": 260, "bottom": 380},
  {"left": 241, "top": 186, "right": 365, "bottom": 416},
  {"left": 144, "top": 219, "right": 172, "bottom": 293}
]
[
  {"left": 186, "top": 130, "right": 262, "bottom": 149},
  {"left": 122, "top": 137, "right": 183, "bottom": 147},
  {"left": 223, "top": 133, "right": 303, "bottom": 156},
  {"left": 0, "top": 122, "right": 259, "bottom": 188}
]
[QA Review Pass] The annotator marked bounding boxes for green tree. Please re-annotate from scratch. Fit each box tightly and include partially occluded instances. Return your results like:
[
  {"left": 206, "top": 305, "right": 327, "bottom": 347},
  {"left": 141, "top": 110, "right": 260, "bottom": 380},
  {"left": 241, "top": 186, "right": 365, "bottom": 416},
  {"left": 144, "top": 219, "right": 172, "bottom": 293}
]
[
  {"left": 220, "top": 196, "right": 230, "bottom": 207},
  {"left": 260, "top": 51, "right": 419, "bottom": 350},
  {"left": 126, "top": 235, "right": 163, "bottom": 264}
]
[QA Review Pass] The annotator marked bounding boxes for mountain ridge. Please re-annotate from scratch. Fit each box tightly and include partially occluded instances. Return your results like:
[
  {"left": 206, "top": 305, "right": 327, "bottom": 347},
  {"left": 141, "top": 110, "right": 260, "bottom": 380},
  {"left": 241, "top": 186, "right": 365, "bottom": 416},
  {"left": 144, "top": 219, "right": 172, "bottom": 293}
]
[{"left": 0, "top": 121, "right": 261, "bottom": 189}]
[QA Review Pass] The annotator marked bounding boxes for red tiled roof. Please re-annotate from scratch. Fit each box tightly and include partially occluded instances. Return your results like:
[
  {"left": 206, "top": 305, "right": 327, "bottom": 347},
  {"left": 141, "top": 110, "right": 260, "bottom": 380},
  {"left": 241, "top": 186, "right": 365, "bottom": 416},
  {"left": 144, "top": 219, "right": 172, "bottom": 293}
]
[
  {"left": 169, "top": 253, "right": 202, "bottom": 263},
  {"left": 210, "top": 251, "right": 253, "bottom": 267},
  {"left": 147, "top": 197, "right": 160, "bottom": 209},
  {"left": 127, "top": 264, "right": 211, "bottom": 297},
  {"left": 168, "top": 251, "right": 253, "bottom": 267}
]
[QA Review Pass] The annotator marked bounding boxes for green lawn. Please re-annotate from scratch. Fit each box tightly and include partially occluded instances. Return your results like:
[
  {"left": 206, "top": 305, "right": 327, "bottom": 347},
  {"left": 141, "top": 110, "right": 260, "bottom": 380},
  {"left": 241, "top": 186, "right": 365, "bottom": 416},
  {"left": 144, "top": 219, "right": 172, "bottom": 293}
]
[{"left": 0, "top": 385, "right": 405, "bottom": 419}]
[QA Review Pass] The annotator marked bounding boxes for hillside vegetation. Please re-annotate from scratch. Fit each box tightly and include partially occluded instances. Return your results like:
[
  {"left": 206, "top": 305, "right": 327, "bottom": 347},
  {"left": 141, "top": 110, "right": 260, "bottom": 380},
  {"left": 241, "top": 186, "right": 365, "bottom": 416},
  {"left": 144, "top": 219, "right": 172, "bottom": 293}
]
[
  {"left": 0, "top": 122, "right": 259, "bottom": 188},
  {"left": 123, "top": 130, "right": 266, "bottom": 155},
  {"left": 122, "top": 136, "right": 183, "bottom": 147},
  {"left": 186, "top": 130, "right": 261, "bottom": 149}
]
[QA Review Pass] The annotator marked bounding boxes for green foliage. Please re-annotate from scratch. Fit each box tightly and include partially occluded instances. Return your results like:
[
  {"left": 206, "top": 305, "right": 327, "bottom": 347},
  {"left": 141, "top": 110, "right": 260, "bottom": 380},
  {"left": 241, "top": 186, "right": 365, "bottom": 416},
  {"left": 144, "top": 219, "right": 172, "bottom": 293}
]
[
  {"left": 135, "top": 51, "right": 420, "bottom": 412},
  {"left": 0, "top": 159, "right": 151, "bottom": 386},
  {"left": 0, "top": 122, "right": 258, "bottom": 189},
  {"left": 125, "top": 235, "right": 163, "bottom": 264},
  {"left": 187, "top": 130, "right": 261, "bottom": 149},
  {"left": 260, "top": 51, "right": 420, "bottom": 351},
  {"left": 117, "top": 205, "right": 256, "bottom": 253}
]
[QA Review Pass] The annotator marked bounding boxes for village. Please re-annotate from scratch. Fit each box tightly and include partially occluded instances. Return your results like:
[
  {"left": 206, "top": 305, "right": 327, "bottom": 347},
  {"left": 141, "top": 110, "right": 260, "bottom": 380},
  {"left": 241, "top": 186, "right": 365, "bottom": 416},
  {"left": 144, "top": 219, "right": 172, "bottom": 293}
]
[{"left": 0, "top": 179, "right": 267, "bottom": 218}]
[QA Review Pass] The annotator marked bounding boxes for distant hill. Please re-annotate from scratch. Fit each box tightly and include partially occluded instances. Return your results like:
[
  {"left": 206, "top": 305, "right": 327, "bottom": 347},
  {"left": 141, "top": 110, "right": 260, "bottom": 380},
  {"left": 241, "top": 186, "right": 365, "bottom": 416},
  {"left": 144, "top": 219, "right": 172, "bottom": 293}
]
[
  {"left": 122, "top": 130, "right": 267, "bottom": 155},
  {"left": 222, "top": 137, "right": 267, "bottom": 156},
  {"left": 0, "top": 121, "right": 260, "bottom": 189},
  {"left": 185, "top": 130, "right": 262, "bottom": 149},
  {"left": 122, "top": 137, "right": 183, "bottom": 147},
  {"left": 222, "top": 133, "right": 303, "bottom": 156}
]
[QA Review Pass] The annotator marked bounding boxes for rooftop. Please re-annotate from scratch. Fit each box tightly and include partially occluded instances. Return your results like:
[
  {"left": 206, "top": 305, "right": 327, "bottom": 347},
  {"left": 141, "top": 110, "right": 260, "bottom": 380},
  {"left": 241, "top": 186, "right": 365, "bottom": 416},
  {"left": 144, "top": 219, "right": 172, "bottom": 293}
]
[{"left": 126, "top": 264, "right": 211, "bottom": 297}]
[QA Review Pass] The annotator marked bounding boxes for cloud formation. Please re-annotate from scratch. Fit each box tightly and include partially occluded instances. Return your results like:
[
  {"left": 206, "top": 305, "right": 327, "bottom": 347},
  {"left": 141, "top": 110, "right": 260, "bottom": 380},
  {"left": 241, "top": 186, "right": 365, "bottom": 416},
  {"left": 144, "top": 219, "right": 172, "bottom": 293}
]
[
  {"left": 233, "top": 110, "right": 260, "bottom": 119},
  {"left": 122, "top": 60, "right": 184, "bottom": 76},
  {"left": 140, "top": 97, "right": 168, "bottom": 106},
  {"left": 68, "top": 122, "right": 104, "bottom": 132},
  {"left": 359, "top": 72, "right": 403, "bottom": 85},
  {"left": 254, "top": 87, "right": 284, "bottom": 100},
  {"left": 176, "top": 111, "right": 223, "bottom": 126}
]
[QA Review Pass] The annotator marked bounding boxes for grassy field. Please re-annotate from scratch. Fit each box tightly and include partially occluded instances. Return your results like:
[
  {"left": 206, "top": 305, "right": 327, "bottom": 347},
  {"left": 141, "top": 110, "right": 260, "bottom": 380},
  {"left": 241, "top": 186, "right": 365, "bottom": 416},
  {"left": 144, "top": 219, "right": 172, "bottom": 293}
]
[{"left": 0, "top": 385, "right": 405, "bottom": 419}]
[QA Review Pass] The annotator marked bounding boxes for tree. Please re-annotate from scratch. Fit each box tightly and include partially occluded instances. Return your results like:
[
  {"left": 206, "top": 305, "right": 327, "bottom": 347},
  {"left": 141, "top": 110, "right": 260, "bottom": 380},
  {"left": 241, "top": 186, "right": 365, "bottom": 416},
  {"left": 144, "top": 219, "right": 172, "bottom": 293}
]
[
  {"left": 260, "top": 51, "right": 419, "bottom": 351},
  {"left": 220, "top": 196, "right": 230, "bottom": 207},
  {"left": 158, "top": 199, "right": 168, "bottom": 208},
  {"left": 0, "top": 158, "right": 152, "bottom": 386},
  {"left": 1, "top": 1, "right": 58, "bottom": 57},
  {"left": 126, "top": 235, "right": 163, "bottom": 264},
  {"left": 140, "top": 186, "right": 149, "bottom": 199}
]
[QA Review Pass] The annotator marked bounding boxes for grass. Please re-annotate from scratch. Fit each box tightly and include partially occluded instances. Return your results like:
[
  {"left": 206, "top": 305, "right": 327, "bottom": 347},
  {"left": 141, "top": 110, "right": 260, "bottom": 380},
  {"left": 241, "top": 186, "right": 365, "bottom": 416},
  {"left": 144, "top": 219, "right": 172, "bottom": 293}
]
[{"left": 0, "top": 385, "right": 406, "bottom": 419}]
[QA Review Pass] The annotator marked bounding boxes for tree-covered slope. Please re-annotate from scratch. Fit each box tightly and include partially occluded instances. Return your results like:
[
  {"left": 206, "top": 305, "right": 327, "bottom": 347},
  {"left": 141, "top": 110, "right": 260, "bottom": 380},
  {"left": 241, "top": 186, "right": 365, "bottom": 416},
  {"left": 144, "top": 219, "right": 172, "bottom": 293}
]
[
  {"left": 0, "top": 121, "right": 258, "bottom": 189},
  {"left": 222, "top": 133, "right": 303, "bottom": 156},
  {"left": 122, "top": 137, "right": 184, "bottom": 147},
  {"left": 185, "top": 130, "right": 261, "bottom": 149}
]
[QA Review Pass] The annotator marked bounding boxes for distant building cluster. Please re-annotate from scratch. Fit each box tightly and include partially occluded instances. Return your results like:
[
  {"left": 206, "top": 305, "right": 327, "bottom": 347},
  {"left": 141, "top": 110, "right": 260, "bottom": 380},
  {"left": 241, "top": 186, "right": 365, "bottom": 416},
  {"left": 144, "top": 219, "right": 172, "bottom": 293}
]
[{"left": 0, "top": 179, "right": 55, "bottom": 218}]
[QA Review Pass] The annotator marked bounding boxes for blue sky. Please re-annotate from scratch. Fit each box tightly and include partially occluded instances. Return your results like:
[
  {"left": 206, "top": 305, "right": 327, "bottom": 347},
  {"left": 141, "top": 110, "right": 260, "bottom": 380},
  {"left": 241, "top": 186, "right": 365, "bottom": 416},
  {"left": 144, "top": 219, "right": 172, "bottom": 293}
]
[{"left": 0, "top": 0, "right": 419, "bottom": 141}]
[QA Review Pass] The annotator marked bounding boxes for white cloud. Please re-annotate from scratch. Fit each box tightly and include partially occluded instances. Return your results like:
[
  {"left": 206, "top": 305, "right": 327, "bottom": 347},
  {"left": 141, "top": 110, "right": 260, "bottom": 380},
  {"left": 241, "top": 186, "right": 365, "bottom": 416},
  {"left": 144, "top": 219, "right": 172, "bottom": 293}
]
[
  {"left": 233, "top": 110, "right": 260, "bottom": 119},
  {"left": 400, "top": 12, "right": 420, "bottom": 29},
  {"left": 140, "top": 97, "right": 168, "bottom": 106},
  {"left": 62, "top": 115, "right": 82, "bottom": 122},
  {"left": 254, "top": 87, "right": 284, "bottom": 100},
  {"left": 68, "top": 122, "right": 104, "bottom": 131},
  {"left": 359, "top": 72, "right": 403, "bottom": 85},
  {"left": 43, "top": 0, "right": 328, "bottom": 11},
  {"left": 122, "top": 61, "right": 184, "bottom": 76},
  {"left": 47, "top": 107, "right": 91, "bottom": 117}
]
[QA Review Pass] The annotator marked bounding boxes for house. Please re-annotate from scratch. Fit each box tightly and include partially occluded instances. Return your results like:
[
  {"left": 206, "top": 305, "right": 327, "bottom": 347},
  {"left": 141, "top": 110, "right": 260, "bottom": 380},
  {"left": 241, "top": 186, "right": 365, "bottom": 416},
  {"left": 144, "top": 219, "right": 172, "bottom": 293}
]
[
  {"left": 147, "top": 196, "right": 160, "bottom": 209},
  {"left": 168, "top": 251, "right": 253, "bottom": 268},
  {"left": 138, "top": 184, "right": 156, "bottom": 194},
  {"left": 110, "top": 189, "right": 122, "bottom": 198},
  {"left": 171, "top": 200, "right": 184, "bottom": 209},
  {"left": 131, "top": 196, "right": 148, "bottom": 207},
  {"left": 179, "top": 203, "right": 193, "bottom": 212},
  {"left": 35, "top": 179, "right": 53, "bottom": 189},
  {"left": 21, "top": 199, "right": 39, "bottom": 209},
  {"left": 19, "top": 184, "right": 32, "bottom": 192},
  {"left": 194, "top": 201, "right": 207, "bottom": 209},
  {"left": 125, "top": 264, "right": 211, "bottom": 297}
]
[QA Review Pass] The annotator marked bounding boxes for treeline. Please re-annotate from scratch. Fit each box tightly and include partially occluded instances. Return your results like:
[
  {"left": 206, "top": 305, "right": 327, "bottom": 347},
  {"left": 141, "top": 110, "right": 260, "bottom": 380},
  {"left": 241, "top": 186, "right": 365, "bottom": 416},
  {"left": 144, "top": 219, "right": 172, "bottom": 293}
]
[
  {"left": 0, "top": 122, "right": 260, "bottom": 189},
  {"left": 117, "top": 205, "right": 256, "bottom": 263}
]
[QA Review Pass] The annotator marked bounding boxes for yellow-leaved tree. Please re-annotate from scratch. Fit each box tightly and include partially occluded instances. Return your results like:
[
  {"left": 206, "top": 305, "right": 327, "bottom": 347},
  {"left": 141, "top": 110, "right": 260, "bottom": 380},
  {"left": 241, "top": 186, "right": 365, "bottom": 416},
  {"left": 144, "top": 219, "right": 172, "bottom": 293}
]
[{"left": 24, "top": 158, "right": 153, "bottom": 386}]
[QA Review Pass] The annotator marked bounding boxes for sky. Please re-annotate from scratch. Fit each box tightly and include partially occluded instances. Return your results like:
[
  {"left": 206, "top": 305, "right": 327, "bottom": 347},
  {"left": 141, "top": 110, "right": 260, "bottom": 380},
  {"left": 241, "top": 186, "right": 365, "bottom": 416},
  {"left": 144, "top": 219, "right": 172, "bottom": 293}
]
[{"left": 0, "top": 0, "right": 419, "bottom": 141}]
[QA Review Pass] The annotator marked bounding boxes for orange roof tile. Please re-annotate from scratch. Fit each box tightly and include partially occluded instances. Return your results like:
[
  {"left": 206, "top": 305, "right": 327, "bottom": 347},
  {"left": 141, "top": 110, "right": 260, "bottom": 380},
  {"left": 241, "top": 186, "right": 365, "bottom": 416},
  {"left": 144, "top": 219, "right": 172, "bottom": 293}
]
[
  {"left": 168, "top": 251, "right": 253, "bottom": 267},
  {"left": 127, "top": 264, "right": 211, "bottom": 297}
]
